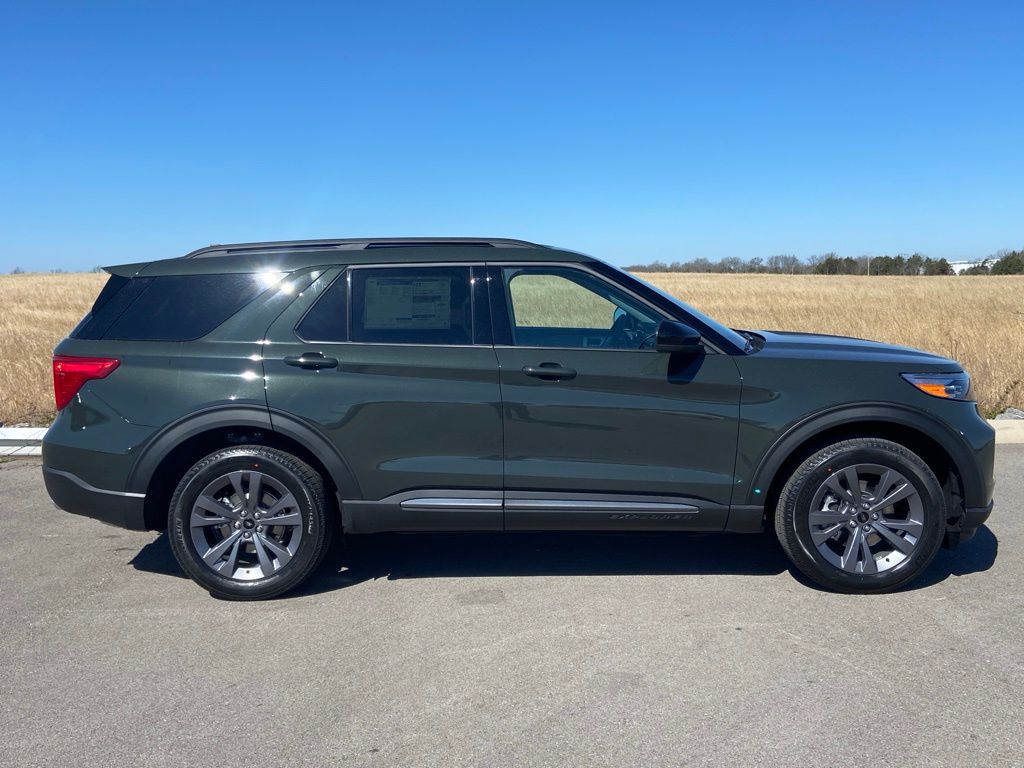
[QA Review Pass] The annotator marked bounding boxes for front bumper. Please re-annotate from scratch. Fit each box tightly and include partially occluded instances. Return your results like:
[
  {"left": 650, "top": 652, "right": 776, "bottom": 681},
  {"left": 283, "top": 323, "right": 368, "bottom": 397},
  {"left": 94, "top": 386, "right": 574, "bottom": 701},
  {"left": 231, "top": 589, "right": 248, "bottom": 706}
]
[
  {"left": 42, "top": 466, "right": 148, "bottom": 530},
  {"left": 944, "top": 500, "right": 994, "bottom": 549}
]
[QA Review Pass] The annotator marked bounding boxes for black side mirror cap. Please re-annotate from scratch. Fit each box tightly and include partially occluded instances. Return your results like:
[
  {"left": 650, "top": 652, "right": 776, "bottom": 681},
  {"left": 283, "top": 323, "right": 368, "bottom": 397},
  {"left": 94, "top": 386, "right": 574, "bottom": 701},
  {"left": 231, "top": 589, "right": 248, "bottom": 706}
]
[{"left": 655, "top": 320, "right": 703, "bottom": 353}]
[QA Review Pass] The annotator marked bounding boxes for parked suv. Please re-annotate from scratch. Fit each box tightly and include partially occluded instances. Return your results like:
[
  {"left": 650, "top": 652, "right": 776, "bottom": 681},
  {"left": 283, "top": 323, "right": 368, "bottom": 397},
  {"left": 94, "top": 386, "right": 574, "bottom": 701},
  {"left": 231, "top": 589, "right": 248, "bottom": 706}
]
[{"left": 43, "top": 238, "right": 995, "bottom": 598}]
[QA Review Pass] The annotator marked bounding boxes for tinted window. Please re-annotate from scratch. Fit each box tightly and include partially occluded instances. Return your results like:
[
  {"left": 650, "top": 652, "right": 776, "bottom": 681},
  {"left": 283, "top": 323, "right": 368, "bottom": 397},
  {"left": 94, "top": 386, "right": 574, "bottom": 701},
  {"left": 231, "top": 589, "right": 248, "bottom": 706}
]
[
  {"left": 503, "top": 267, "right": 662, "bottom": 349},
  {"left": 74, "top": 276, "right": 153, "bottom": 340},
  {"left": 296, "top": 272, "right": 349, "bottom": 342},
  {"left": 350, "top": 267, "right": 472, "bottom": 345},
  {"left": 75, "top": 274, "right": 267, "bottom": 341}
]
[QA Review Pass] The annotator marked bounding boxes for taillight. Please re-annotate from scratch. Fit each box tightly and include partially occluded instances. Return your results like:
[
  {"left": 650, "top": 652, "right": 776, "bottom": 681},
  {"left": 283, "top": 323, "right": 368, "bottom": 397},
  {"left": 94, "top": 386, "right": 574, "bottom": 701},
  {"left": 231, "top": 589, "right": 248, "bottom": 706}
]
[{"left": 53, "top": 355, "right": 120, "bottom": 410}]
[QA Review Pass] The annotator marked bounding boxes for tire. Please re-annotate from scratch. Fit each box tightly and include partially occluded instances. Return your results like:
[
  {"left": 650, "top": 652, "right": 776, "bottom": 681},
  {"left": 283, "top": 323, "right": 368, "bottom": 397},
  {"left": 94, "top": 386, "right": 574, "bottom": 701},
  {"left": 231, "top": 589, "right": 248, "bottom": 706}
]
[
  {"left": 168, "top": 445, "right": 332, "bottom": 599},
  {"left": 774, "top": 438, "right": 945, "bottom": 593}
]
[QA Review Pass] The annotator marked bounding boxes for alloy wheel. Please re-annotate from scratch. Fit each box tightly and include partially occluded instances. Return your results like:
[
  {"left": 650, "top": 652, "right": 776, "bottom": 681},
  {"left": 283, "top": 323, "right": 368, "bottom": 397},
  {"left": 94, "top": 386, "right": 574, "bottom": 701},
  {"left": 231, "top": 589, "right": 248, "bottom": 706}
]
[
  {"left": 808, "top": 463, "right": 925, "bottom": 575},
  {"left": 189, "top": 470, "right": 303, "bottom": 581}
]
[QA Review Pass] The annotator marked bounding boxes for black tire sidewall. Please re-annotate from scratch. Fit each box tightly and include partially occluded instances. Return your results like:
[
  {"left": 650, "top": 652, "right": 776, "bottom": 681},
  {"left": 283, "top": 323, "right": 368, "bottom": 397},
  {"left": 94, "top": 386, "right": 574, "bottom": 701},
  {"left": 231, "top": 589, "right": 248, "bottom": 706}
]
[
  {"left": 169, "top": 449, "right": 325, "bottom": 599},
  {"left": 785, "top": 443, "right": 945, "bottom": 592}
]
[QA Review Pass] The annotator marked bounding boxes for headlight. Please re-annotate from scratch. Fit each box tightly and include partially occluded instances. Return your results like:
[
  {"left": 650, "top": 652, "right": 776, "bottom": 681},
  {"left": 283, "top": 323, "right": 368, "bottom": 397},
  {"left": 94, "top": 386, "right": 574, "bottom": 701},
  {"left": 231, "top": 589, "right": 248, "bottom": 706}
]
[{"left": 901, "top": 372, "right": 971, "bottom": 401}]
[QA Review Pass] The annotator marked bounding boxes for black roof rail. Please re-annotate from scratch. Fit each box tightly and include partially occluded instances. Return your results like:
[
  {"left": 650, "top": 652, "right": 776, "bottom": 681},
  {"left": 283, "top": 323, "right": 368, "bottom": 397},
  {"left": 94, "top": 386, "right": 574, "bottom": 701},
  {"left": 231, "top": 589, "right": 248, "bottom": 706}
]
[{"left": 182, "top": 237, "right": 545, "bottom": 259}]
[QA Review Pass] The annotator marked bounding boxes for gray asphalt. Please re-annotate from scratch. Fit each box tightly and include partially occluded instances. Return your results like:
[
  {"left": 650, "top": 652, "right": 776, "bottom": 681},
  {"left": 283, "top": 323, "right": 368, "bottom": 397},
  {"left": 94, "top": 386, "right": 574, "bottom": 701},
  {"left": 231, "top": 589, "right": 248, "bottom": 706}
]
[{"left": 0, "top": 449, "right": 1021, "bottom": 768}]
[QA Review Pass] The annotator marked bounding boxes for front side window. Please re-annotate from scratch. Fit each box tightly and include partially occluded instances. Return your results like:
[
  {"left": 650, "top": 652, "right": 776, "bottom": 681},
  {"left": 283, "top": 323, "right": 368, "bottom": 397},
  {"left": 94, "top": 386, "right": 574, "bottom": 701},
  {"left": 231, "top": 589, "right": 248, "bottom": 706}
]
[
  {"left": 350, "top": 266, "right": 473, "bottom": 345},
  {"left": 502, "top": 266, "right": 663, "bottom": 349}
]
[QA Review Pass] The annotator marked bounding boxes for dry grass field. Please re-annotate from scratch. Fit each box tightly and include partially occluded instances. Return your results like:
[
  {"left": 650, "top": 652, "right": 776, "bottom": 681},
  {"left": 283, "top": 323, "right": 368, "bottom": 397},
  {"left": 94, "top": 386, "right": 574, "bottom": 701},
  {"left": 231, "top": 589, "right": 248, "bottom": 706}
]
[{"left": 0, "top": 271, "right": 1021, "bottom": 425}]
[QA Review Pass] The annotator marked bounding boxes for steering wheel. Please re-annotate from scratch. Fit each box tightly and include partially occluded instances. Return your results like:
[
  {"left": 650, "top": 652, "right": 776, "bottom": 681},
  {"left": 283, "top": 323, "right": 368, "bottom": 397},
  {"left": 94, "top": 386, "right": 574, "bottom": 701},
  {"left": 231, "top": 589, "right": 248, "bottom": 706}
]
[{"left": 606, "top": 312, "right": 637, "bottom": 348}]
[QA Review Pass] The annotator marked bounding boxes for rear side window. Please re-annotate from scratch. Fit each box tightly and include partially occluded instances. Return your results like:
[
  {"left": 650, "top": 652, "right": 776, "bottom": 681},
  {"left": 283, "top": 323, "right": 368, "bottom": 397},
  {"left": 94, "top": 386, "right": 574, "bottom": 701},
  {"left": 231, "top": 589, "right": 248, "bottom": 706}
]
[
  {"left": 295, "top": 273, "right": 349, "bottom": 342},
  {"left": 350, "top": 266, "right": 472, "bottom": 345},
  {"left": 74, "top": 274, "right": 267, "bottom": 341}
]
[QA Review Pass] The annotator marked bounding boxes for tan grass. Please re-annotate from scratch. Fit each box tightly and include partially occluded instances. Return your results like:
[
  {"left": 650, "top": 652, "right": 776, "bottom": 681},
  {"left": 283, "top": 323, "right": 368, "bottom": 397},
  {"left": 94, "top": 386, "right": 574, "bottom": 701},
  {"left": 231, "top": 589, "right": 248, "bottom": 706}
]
[
  {"left": 0, "top": 272, "right": 1021, "bottom": 425},
  {"left": 0, "top": 273, "right": 107, "bottom": 425}
]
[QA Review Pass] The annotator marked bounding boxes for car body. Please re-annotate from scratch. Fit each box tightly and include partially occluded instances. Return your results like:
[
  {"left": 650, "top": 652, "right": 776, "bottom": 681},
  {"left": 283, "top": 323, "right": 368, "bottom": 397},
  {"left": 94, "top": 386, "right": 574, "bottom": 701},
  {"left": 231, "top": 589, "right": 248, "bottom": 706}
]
[{"left": 42, "top": 238, "right": 995, "bottom": 597}]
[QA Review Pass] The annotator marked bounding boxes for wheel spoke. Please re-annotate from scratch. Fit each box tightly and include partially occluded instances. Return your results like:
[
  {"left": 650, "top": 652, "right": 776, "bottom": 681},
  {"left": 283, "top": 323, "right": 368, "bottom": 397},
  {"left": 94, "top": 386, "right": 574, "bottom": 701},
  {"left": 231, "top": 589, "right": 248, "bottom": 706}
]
[
  {"left": 809, "top": 509, "right": 847, "bottom": 526},
  {"left": 263, "top": 493, "right": 297, "bottom": 519},
  {"left": 825, "top": 473, "right": 857, "bottom": 505},
  {"left": 871, "top": 521, "right": 916, "bottom": 555},
  {"left": 218, "top": 535, "right": 243, "bottom": 576},
  {"left": 247, "top": 472, "right": 264, "bottom": 514},
  {"left": 811, "top": 522, "right": 846, "bottom": 545},
  {"left": 258, "top": 533, "right": 293, "bottom": 567},
  {"left": 202, "top": 529, "right": 243, "bottom": 566},
  {"left": 228, "top": 471, "right": 246, "bottom": 504},
  {"left": 840, "top": 528, "right": 861, "bottom": 571},
  {"left": 263, "top": 511, "right": 302, "bottom": 528},
  {"left": 251, "top": 532, "right": 276, "bottom": 577},
  {"left": 191, "top": 509, "right": 231, "bottom": 527},
  {"left": 878, "top": 517, "right": 924, "bottom": 536},
  {"left": 869, "top": 482, "right": 915, "bottom": 513},
  {"left": 858, "top": 531, "right": 877, "bottom": 574},
  {"left": 871, "top": 469, "right": 895, "bottom": 503},
  {"left": 843, "top": 466, "right": 863, "bottom": 506},
  {"left": 194, "top": 494, "right": 240, "bottom": 521}
]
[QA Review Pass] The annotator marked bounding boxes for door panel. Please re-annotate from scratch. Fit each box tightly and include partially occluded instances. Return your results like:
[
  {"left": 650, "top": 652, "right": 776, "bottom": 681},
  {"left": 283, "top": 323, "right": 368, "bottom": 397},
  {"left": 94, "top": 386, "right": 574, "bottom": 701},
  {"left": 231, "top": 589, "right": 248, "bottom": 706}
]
[
  {"left": 491, "top": 263, "right": 743, "bottom": 530},
  {"left": 263, "top": 266, "right": 503, "bottom": 531}
]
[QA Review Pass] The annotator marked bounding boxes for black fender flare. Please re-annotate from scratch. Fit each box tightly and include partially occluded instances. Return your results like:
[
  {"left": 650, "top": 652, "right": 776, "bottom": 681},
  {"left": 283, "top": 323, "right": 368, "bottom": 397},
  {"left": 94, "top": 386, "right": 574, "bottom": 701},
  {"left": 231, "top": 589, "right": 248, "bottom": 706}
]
[
  {"left": 746, "top": 403, "right": 983, "bottom": 507},
  {"left": 126, "top": 405, "right": 361, "bottom": 500}
]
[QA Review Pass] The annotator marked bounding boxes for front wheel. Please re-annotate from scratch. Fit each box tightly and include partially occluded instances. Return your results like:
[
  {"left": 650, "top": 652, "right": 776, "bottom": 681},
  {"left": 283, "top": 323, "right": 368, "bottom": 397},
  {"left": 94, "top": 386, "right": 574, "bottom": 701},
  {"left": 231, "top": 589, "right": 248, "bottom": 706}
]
[
  {"left": 774, "top": 438, "right": 946, "bottom": 593},
  {"left": 168, "top": 446, "right": 331, "bottom": 599}
]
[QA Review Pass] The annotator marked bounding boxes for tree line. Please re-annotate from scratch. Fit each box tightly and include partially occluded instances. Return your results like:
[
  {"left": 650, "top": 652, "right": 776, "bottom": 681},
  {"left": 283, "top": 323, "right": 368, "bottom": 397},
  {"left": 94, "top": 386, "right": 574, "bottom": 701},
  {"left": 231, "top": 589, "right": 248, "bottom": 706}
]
[{"left": 625, "top": 249, "right": 1024, "bottom": 275}]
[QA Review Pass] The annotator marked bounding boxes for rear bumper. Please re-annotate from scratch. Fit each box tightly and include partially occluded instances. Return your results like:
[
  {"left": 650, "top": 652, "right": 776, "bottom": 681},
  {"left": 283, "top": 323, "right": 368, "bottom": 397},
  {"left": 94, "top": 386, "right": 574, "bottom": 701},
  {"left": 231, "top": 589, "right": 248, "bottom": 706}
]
[{"left": 42, "top": 466, "right": 148, "bottom": 531}]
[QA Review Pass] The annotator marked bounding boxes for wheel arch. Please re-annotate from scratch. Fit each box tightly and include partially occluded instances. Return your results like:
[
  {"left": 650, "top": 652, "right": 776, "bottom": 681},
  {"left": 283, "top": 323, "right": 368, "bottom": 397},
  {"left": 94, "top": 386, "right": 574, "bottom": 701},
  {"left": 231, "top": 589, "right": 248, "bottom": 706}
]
[
  {"left": 128, "top": 406, "right": 360, "bottom": 530},
  {"left": 750, "top": 404, "right": 977, "bottom": 523}
]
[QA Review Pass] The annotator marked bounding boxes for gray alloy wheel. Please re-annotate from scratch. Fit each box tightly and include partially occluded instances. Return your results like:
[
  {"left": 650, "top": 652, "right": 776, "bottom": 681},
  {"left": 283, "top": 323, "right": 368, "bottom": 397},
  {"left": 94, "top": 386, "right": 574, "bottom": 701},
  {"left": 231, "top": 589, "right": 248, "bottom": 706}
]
[
  {"left": 189, "top": 470, "right": 304, "bottom": 581},
  {"left": 774, "top": 437, "right": 945, "bottom": 594},
  {"left": 807, "top": 463, "right": 925, "bottom": 575},
  {"left": 169, "top": 445, "right": 331, "bottom": 599}
]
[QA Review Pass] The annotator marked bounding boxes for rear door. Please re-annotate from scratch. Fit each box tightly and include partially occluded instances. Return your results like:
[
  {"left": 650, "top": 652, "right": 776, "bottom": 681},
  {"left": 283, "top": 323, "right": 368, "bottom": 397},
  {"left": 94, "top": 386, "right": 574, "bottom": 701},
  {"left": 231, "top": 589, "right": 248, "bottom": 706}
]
[
  {"left": 490, "top": 263, "right": 743, "bottom": 531},
  {"left": 263, "top": 263, "right": 503, "bottom": 532}
]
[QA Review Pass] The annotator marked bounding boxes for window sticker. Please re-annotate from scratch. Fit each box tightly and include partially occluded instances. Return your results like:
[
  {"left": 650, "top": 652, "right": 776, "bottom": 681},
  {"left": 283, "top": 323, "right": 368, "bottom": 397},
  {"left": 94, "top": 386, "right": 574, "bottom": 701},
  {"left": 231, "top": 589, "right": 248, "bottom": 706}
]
[{"left": 363, "top": 277, "right": 452, "bottom": 330}]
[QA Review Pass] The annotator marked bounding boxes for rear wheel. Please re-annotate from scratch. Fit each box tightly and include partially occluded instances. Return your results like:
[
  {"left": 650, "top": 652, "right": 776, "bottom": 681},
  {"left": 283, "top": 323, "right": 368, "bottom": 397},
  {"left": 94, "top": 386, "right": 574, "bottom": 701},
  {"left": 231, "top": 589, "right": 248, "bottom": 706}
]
[
  {"left": 774, "top": 438, "right": 945, "bottom": 593},
  {"left": 168, "top": 446, "right": 331, "bottom": 599}
]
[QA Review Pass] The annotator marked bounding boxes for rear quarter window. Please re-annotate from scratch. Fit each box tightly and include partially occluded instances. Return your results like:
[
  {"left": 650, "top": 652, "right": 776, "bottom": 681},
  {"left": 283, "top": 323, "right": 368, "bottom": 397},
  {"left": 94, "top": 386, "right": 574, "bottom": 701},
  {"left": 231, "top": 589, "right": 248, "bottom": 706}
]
[{"left": 74, "top": 274, "right": 268, "bottom": 341}]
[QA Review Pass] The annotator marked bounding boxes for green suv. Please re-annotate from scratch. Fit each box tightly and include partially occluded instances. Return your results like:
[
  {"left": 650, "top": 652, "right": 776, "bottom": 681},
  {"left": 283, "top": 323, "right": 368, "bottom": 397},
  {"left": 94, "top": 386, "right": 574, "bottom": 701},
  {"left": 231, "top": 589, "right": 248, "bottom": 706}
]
[{"left": 42, "top": 238, "right": 995, "bottom": 599}]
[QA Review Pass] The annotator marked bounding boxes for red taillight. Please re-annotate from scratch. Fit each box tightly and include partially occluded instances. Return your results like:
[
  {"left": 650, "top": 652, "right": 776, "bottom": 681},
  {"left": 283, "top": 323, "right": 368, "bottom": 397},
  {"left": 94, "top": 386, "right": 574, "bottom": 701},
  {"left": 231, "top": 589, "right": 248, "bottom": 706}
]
[{"left": 52, "top": 355, "right": 120, "bottom": 411}]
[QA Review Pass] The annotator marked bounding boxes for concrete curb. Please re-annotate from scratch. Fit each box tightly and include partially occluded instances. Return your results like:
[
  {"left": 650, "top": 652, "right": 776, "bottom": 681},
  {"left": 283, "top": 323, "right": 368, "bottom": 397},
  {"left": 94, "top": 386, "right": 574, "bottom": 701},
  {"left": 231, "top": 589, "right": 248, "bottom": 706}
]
[
  {"left": 993, "top": 420, "right": 1024, "bottom": 445},
  {"left": 1, "top": 421, "right": 1022, "bottom": 458},
  {"left": 0, "top": 428, "right": 45, "bottom": 457}
]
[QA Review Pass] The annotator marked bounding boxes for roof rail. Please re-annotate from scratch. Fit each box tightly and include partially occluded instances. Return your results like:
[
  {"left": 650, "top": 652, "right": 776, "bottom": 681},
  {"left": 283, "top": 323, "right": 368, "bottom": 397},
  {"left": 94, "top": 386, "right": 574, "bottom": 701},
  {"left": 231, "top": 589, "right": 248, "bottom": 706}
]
[{"left": 182, "top": 237, "right": 544, "bottom": 259}]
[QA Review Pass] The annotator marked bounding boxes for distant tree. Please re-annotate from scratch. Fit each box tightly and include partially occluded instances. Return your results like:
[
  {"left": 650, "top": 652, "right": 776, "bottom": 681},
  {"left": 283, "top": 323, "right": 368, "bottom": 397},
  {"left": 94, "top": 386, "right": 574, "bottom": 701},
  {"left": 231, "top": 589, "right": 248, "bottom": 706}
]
[
  {"left": 990, "top": 249, "right": 1024, "bottom": 275},
  {"left": 904, "top": 253, "right": 925, "bottom": 275},
  {"left": 747, "top": 257, "right": 764, "bottom": 273},
  {"left": 923, "top": 258, "right": 954, "bottom": 276},
  {"left": 10, "top": 266, "right": 24, "bottom": 274}
]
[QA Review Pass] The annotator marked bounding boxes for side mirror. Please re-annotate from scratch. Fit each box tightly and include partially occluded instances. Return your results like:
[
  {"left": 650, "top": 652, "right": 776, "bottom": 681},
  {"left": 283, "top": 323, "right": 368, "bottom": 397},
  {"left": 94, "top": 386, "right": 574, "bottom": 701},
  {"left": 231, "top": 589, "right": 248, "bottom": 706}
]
[{"left": 655, "top": 320, "right": 702, "bottom": 353}]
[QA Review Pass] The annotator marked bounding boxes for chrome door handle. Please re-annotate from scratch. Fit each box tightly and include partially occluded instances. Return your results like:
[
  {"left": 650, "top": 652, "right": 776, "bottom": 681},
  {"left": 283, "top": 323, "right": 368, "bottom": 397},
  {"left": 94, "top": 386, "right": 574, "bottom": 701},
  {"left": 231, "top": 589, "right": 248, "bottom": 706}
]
[
  {"left": 522, "top": 364, "right": 577, "bottom": 381},
  {"left": 283, "top": 352, "right": 339, "bottom": 370}
]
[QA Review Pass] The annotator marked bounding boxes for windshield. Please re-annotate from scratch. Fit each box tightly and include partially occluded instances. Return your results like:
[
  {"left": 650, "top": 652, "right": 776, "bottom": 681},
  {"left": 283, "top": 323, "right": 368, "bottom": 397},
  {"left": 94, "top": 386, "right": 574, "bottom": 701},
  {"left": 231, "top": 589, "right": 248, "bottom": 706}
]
[{"left": 608, "top": 265, "right": 750, "bottom": 351}]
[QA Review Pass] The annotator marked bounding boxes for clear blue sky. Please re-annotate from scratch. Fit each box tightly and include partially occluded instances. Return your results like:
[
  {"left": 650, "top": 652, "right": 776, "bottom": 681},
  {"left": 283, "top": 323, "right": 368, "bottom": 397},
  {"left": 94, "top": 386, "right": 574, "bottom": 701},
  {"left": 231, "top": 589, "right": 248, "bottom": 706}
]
[{"left": 1, "top": 1, "right": 1021, "bottom": 271}]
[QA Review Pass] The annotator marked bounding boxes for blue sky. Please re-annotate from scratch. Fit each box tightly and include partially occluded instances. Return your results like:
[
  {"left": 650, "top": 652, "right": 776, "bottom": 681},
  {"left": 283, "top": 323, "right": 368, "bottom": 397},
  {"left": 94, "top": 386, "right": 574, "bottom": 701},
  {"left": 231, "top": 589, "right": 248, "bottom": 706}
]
[{"left": 1, "top": 1, "right": 1021, "bottom": 271}]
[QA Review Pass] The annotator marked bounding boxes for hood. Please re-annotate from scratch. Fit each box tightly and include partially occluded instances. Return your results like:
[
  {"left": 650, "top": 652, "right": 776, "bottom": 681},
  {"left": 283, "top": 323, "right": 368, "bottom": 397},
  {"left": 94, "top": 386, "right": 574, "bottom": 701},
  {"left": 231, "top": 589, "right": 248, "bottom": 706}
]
[{"left": 753, "top": 330, "right": 959, "bottom": 368}]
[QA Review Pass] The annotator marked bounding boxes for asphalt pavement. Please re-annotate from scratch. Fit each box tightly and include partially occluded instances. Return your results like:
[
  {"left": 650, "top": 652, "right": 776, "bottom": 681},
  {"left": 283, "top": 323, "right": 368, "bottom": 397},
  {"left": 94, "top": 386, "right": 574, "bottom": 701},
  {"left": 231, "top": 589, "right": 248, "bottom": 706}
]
[{"left": 0, "top": 448, "right": 1020, "bottom": 768}]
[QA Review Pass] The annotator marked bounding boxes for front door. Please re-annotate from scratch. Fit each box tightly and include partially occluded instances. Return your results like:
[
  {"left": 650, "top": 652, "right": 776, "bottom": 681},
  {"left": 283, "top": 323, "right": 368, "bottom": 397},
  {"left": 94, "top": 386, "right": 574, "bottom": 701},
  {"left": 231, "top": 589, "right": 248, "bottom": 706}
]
[{"left": 490, "top": 264, "right": 742, "bottom": 531}]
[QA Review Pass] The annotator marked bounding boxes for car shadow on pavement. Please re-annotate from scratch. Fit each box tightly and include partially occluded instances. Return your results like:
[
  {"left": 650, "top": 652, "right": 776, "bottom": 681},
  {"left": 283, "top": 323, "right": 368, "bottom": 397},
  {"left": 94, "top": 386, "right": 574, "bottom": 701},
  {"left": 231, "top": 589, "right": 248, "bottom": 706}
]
[{"left": 129, "top": 525, "right": 998, "bottom": 597}]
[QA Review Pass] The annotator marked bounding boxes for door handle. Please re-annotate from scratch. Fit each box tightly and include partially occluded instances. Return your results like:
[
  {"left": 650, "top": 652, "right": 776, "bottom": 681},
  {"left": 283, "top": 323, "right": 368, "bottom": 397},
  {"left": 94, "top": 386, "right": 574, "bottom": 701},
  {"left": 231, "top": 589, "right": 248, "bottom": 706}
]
[
  {"left": 522, "top": 363, "right": 577, "bottom": 381},
  {"left": 283, "top": 352, "right": 339, "bottom": 370}
]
